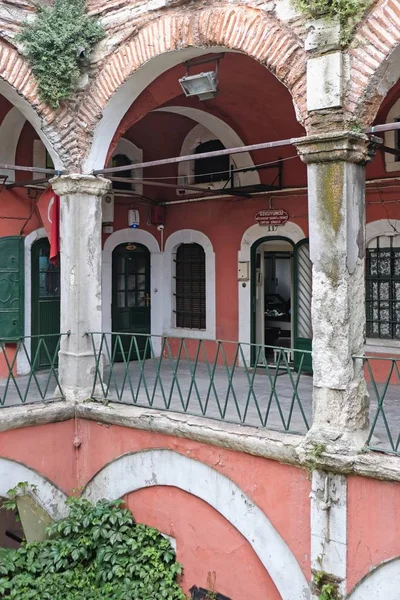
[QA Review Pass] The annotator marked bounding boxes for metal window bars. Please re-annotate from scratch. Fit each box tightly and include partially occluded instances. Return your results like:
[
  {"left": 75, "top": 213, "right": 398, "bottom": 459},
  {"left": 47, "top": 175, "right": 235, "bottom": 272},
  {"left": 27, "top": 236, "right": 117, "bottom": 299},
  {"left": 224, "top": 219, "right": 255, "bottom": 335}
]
[{"left": 89, "top": 332, "right": 312, "bottom": 435}]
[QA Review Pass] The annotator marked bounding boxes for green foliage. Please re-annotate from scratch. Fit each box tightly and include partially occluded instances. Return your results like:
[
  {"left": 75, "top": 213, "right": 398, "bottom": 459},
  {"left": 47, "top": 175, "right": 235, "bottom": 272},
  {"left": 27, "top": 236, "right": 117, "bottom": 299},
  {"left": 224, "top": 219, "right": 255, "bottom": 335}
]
[
  {"left": 293, "top": 0, "right": 372, "bottom": 45},
  {"left": 0, "top": 496, "right": 186, "bottom": 599},
  {"left": 313, "top": 571, "right": 341, "bottom": 600},
  {"left": 18, "top": 0, "right": 105, "bottom": 108},
  {"left": 2, "top": 481, "right": 38, "bottom": 514}
]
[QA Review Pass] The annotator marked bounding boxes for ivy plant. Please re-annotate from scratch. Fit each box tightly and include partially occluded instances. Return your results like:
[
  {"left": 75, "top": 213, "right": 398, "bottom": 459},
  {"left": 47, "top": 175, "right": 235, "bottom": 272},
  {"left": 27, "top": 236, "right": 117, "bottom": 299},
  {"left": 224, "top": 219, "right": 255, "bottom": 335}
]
[
  {"left": 18, "top": 0, "right": 105, "bottom": 109},
  {"left": 293, "top": 0, "right": 372, "bottom": 45},
  {"left": 0, "top": 496, "right": 187, "bottom": 599}
]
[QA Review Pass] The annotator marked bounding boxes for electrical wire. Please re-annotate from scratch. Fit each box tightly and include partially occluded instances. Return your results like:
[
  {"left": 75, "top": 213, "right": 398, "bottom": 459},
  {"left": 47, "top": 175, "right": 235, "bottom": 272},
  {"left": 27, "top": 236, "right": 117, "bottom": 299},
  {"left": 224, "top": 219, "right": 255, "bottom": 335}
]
[{"left": 114, "top": 154, "right": 300, "bottom": 182}]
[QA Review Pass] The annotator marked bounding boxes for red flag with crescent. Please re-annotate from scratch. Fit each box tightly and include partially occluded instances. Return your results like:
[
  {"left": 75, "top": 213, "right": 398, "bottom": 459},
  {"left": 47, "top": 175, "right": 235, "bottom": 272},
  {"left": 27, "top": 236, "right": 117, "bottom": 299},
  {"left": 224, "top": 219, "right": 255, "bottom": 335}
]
[{"left": 37, "top": 186, "right": 60, "bottom": 265}]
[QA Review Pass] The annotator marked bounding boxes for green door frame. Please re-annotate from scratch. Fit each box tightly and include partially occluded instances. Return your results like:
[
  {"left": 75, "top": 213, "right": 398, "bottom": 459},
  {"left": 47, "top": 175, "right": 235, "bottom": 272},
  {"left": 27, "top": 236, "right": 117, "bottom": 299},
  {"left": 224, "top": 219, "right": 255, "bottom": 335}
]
[
  {"left": 250, "top": 236, "right": 294, "bottom": 365},
  {"left": 31, "top": 237, "right": 60, "bottom": 370}
]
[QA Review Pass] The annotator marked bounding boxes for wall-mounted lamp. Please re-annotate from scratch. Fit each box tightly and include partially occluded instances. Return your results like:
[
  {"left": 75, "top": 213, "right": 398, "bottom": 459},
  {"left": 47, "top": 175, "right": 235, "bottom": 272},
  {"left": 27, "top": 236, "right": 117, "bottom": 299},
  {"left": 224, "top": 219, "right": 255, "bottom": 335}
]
[
  {"left": 178, "top": 53, "right": 223, "bottom": 101},
  {"left": 179, "top": 71, "right": 218, "bottom": 101}
]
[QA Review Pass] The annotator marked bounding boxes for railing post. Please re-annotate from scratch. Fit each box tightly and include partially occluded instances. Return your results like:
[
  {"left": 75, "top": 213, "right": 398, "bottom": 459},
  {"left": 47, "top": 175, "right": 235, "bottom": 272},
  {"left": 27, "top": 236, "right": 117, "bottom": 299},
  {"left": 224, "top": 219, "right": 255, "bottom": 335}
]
[
  {"left": 295, "top": 132, "right": 379, "bottom": 452},
  {"left": 51, "top": 174, "right": 111, "bottom": 401}
]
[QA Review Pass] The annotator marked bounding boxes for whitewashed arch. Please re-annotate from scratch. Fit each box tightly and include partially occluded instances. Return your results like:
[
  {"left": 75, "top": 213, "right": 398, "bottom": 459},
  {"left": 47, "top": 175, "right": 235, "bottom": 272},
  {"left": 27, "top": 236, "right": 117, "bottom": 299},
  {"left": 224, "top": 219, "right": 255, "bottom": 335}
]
[
  {"left": 163, "top": 229, "right": 216, "bottom": 339},
  {"left": 102, "top": 229, "right": 163, "bottom": 347},
  {"left": 83, "top": 449, "right": 310, "bottom": 600},
  {"left": 83, "top": 47, "right": 235, "bottom": 172},
  {"left": 347, "top": 557, "right": 400, "bottom": 600},
  {"left": 0, "top": 80, "right": 61, "bottom": 169},
  {"left": 156, "top": 107, "right": 260, "bottom": 192},
  {"left": 0, "top": 107, "right": 26, "bottom": 182},
  {"left": 108, "top": 138, "right": 143, "bottom": 196},
  {"left": 17, "top": 228, "right": 47, "bottom": 375},
  {"left": 384, "top": 98, "right": 400, "bottom": 172},
  {"left": 366, "top": 219, "right": 400, "bottom": 245},
  {"left": 238, "top": 222, "right": 306, "bottom": 356},
  {"left": 0, "top": 457, "right": 67, "bottom": 520}
]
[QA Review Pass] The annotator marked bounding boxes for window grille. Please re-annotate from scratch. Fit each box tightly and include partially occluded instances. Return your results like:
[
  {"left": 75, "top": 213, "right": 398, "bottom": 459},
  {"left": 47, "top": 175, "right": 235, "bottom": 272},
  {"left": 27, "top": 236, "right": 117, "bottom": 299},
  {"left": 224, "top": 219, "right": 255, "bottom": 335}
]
[
  {"left": 174, "top": 243, "right": 206, "bottom": 329},
  {"left": 395, "top": 117, "right": 400, "bottom": 162},
  {"left": 194, "top": 139, "right": 229, "bottom": 184},
  {"left": 190, "top": 587, "right": 231, "bottom": 600},
  {"left": 366, "top": 236, "right": 400, "bottom": 339}
]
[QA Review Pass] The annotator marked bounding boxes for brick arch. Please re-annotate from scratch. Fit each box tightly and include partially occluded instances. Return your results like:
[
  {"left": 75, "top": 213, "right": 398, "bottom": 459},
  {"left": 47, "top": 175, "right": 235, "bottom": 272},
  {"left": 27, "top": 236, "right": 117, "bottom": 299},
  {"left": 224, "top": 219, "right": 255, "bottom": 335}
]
[
  {"left": 80, "top": 5, "right": 307, "bottom": 171},
  {"left": 346, "top": 0, "right": 400, "bottom": 126},
  {"left": 0, "top": 40, "right": 68, "bottom": 167}
]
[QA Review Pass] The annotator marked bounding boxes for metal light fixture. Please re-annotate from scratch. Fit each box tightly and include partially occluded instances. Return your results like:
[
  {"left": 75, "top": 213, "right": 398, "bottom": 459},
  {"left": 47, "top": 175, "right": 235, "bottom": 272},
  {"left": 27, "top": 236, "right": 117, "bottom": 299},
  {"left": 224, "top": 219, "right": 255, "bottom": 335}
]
[{"left": 179, "top": 70, "right": 218, "bottom": 101}]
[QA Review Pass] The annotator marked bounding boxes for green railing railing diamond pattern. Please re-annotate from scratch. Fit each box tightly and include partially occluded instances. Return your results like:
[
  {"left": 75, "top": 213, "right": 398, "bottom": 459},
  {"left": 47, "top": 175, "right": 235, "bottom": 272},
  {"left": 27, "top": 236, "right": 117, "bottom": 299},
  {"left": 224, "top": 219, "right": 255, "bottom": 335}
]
[
  {"left": 0, "top": 333, "right": 66, "bottom": 407},
  {"left": 89, "top": 333, "right": 312, "bottom": 435}
]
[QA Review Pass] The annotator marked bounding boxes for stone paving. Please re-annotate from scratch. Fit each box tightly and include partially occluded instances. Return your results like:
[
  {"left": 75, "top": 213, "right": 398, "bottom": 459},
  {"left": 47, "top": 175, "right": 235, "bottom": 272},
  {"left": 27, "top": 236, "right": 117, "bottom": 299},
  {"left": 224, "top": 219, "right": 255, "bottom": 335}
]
[{"left": 1, "top": 360, "right": 400, "bottom": 453}]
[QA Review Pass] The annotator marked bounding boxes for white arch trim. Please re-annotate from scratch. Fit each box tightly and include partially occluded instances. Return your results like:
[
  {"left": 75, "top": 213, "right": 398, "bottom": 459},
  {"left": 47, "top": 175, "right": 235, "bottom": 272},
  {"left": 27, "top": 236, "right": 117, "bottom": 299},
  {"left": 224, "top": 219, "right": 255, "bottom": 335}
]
[
  {"left": 0, "top": 457, "right": 68, "bottom": 520},
  {"left": 0, "top": 80, "right": 61, "bottom": 169},
  {"left": 17, "top": 228, "right": 47, "bottom": 375},
  {"left": 156, "top": 107, "right": 260, "bottom": 190},
  {"left": 108, "top": 138, "right": 143, "bottom": 196},
  {"left": 366, "top": 219, "right": 400, "bottom": 245},
  {"left": 0, "top": 107, "right": 26, "bottom": 182},
  {"left": 238, "top": 222, "right": 306, "bottom": 358},
  {"left": 83, "top": 47, "right": 235, "bottom": 172},
  {"left": 164, "top": 229, "right": 216, "bottom": 339},
  {"left": 102, "top": 229, "right": 163, "bottom": 349},
  {"left": 347, "top": 557, "right": 400, "bottom": 600},
  {"left": 83, "top": 449, "right": 309, "bottom": 600}
]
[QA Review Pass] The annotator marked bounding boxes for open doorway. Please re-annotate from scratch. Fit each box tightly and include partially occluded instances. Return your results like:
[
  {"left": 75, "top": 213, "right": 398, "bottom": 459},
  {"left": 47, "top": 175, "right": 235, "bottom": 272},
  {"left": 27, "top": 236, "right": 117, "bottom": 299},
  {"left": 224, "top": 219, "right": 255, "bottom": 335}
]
[{"left": 251, "top": 236, "right": 312, "bottom": 369}]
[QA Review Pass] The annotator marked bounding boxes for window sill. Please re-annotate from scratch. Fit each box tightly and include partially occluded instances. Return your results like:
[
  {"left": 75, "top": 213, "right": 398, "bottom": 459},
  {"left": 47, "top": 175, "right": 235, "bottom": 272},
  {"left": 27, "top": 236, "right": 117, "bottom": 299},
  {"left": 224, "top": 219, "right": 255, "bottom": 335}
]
[
  {"left": 163, "top": 327, "right": 215, "bottom": 340},
  {"left": 365, "top": 338, "right": 400, "bottom": 355}
]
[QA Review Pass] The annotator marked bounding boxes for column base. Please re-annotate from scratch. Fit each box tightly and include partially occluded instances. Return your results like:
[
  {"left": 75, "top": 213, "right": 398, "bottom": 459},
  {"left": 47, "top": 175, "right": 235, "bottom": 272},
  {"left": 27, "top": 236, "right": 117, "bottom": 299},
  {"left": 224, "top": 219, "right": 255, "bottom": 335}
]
[{"left": 59, "top": 350, "right": 103, "bottom": 403}]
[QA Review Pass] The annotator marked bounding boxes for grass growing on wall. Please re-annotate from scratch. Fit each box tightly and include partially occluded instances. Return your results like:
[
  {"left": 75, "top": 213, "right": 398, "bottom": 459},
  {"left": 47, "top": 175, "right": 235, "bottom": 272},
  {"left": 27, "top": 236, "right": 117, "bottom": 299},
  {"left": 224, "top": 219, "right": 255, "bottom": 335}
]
[{"left": 18, "top": 0, "right": 105, "bottom": 109}]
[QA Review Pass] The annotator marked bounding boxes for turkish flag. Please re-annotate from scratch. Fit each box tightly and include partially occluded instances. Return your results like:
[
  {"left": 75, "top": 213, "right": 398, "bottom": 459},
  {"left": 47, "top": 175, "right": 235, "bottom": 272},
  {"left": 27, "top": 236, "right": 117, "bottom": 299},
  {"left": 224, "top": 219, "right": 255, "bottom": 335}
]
[{"left": 37, "top": 186, "right": 60, "bottom": 265}]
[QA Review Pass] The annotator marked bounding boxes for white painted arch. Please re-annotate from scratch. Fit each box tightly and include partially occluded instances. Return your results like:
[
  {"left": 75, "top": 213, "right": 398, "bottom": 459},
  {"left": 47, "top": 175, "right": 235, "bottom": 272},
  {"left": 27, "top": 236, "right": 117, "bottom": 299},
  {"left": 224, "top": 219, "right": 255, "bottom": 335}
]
[
  {"left": 156, "top": 107, "right": 260, "bottom": 191},
  {"left": 164, "top": 229, "right": 216, "bottom": 339},
  {"left": 84, "top": 47, "right": 236, "bottom": 172},
  {"left": 108, "top": 138, "right": 143, "bottom": 196},
  {"left": 83, "top": 449, "right": 310, "bottom": 600},
  {"left": 366, "top": 219, "right": 400, "bottom": 245},
  {"left": 0, "top": 457, "right": 67, "bottom": 520},
  {"left": 0, "top": 80, "right": 61, "bottom": 169},
  {"left": 238, "top": 222, "right": 306, "bottom": 359},
  {"left": 0, "top": 107, "right": 26, "bottom": 182},
  {"left": 102, "top": 229, "right": 163, "bottom": 350},
  {"left": 347, "top": 557, "right": 400, "bottom": 600},
  {"left": 17, "top": 228, "right": 47, "bottom": 375}
]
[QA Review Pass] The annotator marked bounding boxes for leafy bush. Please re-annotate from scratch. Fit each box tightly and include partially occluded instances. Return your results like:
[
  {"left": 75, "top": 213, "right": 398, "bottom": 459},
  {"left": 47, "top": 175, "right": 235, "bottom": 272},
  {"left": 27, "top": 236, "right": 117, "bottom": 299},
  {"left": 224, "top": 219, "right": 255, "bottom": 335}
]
[
  {"left": 18, "top": 0, "right": 105, "bottom": 108},
  {"left": 0, "top": 497, "right": 186, "bottom": 600}
]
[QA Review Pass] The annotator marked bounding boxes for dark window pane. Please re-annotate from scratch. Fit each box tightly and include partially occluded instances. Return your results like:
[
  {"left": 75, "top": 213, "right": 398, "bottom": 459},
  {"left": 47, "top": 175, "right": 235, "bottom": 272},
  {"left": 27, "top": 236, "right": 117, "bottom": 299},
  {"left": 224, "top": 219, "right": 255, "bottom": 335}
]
[
  {"left": 112, "top": 154, "right": 132, "bottom": 190},
  {"left": 175, "top": 243, "right": 206, "bottom": 329},
  {"left": 194, "top": 140, "right": 229, "bottom": 184},
  {"left": 366, "top": 241, "right": 400, "bottom": 339}
]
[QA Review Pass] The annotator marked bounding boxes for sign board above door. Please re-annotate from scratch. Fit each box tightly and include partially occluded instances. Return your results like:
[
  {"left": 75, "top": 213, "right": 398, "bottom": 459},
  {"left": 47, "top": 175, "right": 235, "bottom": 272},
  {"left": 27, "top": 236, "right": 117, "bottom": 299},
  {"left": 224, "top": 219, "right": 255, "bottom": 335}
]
[{"left": 255, "top": 209, "right": 288, "bottom": 226}]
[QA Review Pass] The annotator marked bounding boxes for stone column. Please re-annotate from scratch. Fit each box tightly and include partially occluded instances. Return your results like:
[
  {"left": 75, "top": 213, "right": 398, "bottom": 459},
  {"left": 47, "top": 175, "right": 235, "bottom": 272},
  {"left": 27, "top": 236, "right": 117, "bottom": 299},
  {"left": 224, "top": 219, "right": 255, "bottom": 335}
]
[
  {"left": 295, "top": 132, "right": 378, "bottom": 452},
  {"left": 51, "top": 174, "right": 111, "bottom": 401}
]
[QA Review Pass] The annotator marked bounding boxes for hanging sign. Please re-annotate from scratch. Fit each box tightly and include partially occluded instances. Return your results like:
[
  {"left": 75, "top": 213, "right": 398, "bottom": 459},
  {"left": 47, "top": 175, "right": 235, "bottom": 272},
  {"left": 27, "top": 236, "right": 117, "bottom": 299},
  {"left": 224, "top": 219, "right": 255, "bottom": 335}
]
[{"left": 255, "top": 209, "right": 288, "bottom": 227}]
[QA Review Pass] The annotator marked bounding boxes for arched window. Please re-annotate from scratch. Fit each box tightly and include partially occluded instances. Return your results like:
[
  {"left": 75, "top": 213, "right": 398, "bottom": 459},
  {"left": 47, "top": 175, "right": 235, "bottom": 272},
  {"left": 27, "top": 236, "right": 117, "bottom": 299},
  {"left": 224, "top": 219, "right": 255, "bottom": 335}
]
[
  {"left": 111, "top": 154, "right": 133, "bottom": 190},
  {"left": 366, "top": 235, "right": 400, "bottom": 339},
  {"left": 194, "top": 139, "right": 229, "bottom": 184},
  {"left": 174, "top": 243, "right": 206, "bottom": 329}
]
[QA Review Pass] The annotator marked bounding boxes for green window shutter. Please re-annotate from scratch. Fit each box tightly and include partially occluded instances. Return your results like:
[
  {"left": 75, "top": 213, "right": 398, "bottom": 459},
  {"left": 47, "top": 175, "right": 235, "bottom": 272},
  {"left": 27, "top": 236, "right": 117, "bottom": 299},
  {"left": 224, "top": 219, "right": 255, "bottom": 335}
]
[{"left": 0, "top": 236, "right": 24, "bottom": 339}]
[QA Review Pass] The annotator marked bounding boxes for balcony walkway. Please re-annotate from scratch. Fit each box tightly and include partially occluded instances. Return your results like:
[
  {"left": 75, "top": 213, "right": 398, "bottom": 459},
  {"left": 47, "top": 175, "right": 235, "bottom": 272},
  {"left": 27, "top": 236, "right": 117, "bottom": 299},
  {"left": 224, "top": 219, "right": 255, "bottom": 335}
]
[{"left": 2, "top": 359, "right": 400, "bottom": 453}]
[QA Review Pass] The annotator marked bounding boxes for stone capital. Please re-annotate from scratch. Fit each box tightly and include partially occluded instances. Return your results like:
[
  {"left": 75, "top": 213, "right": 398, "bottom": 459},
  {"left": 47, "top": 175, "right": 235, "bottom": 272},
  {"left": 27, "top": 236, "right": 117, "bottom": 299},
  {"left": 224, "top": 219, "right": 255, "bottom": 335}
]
[
  {"left": 50, "top": 174, "right": 111, "bottom": 197},
  {"left": 294, "top": 131, "right": 381, "bottom": 166}
]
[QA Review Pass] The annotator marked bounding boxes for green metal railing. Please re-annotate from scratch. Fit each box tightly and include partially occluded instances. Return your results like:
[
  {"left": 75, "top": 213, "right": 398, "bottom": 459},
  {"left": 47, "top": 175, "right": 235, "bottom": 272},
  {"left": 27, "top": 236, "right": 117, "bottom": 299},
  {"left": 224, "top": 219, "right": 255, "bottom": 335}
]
[
  {"left": 89, "top": 333, "right": 313, "bottom": 434},
  {"left": 356, "top": 354, "right": 400, "bottom": 455},
  {"left": 0, "top": 333, "right": 66, "bottom": 407}
]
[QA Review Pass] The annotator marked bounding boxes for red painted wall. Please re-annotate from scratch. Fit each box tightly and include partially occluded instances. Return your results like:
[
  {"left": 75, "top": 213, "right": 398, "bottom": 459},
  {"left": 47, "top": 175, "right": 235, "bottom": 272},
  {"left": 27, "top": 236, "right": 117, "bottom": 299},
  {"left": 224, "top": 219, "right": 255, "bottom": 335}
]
[{"left": 0, "top": 419, "right": 311, "bottom": 599}]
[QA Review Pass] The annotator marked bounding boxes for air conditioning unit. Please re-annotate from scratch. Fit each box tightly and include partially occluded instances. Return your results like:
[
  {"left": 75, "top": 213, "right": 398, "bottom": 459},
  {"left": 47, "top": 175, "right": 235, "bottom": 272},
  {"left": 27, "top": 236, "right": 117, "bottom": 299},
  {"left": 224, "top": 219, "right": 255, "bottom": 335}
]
[{"left": 102, "top": 193, "right": 114, "bottom": 223}]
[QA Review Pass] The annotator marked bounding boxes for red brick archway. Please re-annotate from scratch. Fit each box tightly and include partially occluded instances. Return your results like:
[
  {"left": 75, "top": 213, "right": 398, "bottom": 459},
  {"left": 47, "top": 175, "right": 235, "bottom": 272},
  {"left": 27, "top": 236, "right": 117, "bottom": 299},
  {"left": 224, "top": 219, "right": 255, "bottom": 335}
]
[
  {"left": 347, "top": 0, "right": 400, "bottom": 125},
  {"left": 78, "top": 4, "right": 307, "bottom": 170}
]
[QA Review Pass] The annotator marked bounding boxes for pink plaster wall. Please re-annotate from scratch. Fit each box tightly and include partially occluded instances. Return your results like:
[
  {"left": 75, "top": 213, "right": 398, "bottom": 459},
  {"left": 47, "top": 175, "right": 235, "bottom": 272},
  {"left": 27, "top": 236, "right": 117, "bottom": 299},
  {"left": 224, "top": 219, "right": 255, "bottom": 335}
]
[
  {"left": 127, "top": 486, "right": 282, "bottom": 599},
  {"left": 347, "top": 475, "right": 400, "bottom": 592}
]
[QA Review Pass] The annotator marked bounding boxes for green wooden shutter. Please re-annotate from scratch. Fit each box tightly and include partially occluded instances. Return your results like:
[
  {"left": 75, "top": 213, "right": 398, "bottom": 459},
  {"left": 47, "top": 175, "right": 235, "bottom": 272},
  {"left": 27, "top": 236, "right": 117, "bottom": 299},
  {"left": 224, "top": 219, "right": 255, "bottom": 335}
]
[{"left": 0, "top": 236, "right": 24, "bottom": 339}]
